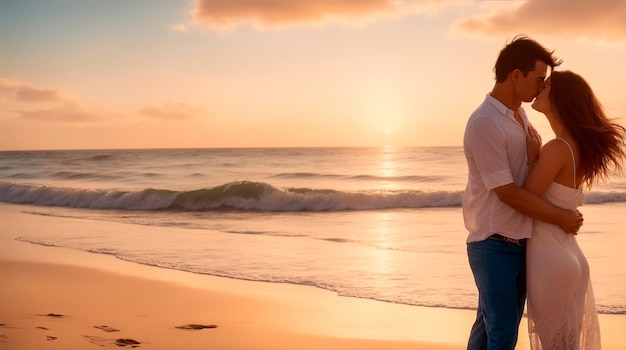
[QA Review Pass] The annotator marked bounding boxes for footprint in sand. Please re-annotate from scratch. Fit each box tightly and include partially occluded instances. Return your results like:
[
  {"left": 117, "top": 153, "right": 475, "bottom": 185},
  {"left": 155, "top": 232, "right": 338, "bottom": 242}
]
[
  {"left": 84, "top": 336, "right": 141, "bottom": 348},
  {"left": 175, "top": 324, "right": 218, "bottom": 330},
  {"left": 94, "top": 325, "right": 120, "bottom": 333},
  {"left": 116, "top": 338, "right": 141, "bottom": 347},
  {"left": 33, "top": 320, "right": 58, "bottom": 341}
]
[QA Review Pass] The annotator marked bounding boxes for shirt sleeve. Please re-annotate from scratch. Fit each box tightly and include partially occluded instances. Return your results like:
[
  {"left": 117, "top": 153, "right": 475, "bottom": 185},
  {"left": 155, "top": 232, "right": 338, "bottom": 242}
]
[{"left": 466, "top": 116, "right": 515, "bottom": 190}]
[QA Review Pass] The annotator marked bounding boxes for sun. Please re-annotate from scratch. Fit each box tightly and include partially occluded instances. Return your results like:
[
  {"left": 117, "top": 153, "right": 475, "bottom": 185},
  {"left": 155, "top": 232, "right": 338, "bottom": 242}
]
[{"left": 384, "top": 127, "right": 391, "bottom": 134}]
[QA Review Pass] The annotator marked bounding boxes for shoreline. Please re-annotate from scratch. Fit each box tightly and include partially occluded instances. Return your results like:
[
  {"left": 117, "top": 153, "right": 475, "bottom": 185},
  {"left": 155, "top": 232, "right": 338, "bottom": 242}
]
[
  {"left": 1, "top": 236, "right": 471, "bottom": 350},
  {"left": 1, "top": 203, "right": 625, "bottom": 349},
  {"left": 0, "top": 260, "right": 461, "bottom": 350}
]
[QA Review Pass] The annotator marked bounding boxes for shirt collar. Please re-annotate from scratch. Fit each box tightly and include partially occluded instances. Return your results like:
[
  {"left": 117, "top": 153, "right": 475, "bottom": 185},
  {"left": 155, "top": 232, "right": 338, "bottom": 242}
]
[{"left": 485, "top": 94, "right": 519, "bottom": 119}]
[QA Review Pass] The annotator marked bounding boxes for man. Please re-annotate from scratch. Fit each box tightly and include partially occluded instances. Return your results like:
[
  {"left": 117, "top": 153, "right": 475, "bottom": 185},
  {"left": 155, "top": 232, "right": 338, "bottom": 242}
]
[{"left": 463, "top": 36, "right": 583, "bottom": 350}]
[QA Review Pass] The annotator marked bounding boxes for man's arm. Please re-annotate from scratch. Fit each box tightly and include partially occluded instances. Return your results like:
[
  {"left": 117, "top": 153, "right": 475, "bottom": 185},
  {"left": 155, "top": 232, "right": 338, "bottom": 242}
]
[{"left": 493, "top": 184, "right": 582, "bottom": 233}]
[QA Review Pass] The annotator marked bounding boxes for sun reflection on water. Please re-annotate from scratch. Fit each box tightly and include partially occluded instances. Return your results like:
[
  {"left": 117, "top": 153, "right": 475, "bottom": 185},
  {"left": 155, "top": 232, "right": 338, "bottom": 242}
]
[{"left": 379, "top": 146, "right": 399, "bottom": 190}]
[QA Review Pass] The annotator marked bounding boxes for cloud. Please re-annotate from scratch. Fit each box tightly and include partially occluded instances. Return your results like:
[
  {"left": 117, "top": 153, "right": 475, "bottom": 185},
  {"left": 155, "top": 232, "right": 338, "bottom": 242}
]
[
  {"left": 15, "top": 85, "right": 62, "bottom": 103},
  {"left": 458, "top": 0, "right": 626, "bottom": 41},
  {"left": 138, "top": 103, "right": 210, "bottom": 120},
  {"left": 190, "top": 0, "right": 453, "bottom": 30},
  {"left": 1, "top": 78, "right": 212, "bottom": 126},
  {"left": 1, "top": 78, "right": 64, "bottom": 102},
  {"left": 0, "top": 78, "right": 97, "bottom": 122},
  {"left": 17, "top": 105, "right": 97, "bottom": 122}
]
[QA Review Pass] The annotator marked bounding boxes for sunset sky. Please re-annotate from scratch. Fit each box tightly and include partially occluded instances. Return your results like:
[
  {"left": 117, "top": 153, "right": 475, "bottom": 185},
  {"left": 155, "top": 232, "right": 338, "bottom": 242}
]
[{"left": 1, "top": 0, "right": 625, "bottom": 150}]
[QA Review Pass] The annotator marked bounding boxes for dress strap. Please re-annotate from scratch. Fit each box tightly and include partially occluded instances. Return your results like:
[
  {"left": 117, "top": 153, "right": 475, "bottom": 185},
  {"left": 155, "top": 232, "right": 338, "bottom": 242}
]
[{"left": 555, "top": 138, "right": 577, "bottom": 188}]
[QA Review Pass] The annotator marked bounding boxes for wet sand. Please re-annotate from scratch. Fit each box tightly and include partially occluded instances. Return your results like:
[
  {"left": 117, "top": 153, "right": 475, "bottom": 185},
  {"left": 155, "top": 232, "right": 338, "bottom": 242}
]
[{"left": 1, "top": 206, "right": 624, "bottom": 349}]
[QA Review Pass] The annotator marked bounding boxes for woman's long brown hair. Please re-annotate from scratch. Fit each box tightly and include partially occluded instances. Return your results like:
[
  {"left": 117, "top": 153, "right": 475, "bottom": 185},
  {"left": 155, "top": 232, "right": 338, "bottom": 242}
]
[{"left": 549, "top": 70, "right": 626, "bottom": 188}]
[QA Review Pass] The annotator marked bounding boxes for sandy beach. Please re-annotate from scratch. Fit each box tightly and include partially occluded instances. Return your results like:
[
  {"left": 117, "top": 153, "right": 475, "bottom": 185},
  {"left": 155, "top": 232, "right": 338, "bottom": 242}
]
[
  {"left": 0, "top": 228, "right": 467, "bottom": 350},
  {"left": 1, "top": 205, "right": 625, "bottom": 350},
  {"left": 0, "top": 241, "right": 465, "bottom": 349}
]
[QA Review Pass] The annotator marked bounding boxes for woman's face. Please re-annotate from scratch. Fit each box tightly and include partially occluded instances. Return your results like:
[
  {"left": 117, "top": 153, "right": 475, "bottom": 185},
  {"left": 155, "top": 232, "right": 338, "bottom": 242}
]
[{"left": 532, "top": 76, "right": 552, "bottom": 114}]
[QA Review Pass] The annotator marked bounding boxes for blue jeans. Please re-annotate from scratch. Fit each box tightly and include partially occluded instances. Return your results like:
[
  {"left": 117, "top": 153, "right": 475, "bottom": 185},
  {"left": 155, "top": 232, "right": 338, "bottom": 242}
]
[{"left": 467, "top": 238, "right": 526, "bottom": 350}]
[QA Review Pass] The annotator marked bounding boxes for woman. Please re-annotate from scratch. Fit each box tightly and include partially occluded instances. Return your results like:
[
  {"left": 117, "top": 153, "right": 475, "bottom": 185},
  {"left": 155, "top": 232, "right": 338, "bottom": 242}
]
[{"left": 525, "top": 70, "right": 625, "bottom": 349}]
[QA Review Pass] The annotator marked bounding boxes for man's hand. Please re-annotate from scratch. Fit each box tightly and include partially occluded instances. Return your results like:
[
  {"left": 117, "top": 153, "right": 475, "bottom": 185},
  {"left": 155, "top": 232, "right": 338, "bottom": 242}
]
[{"left": 559, "top": 209, "right": 584, "bottom": 234}]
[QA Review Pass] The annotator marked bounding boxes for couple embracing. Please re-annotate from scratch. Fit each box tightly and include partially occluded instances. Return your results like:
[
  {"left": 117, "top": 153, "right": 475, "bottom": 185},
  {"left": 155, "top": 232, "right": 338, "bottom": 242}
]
[{"left": 463, "top": 36, "right": 625, "bottom": 350}]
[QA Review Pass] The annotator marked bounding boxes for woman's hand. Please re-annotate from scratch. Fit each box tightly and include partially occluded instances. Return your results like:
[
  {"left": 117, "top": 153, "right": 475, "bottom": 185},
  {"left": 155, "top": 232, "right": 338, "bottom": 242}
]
[{"left": 527, "top": 125, "right": 542, "bottom": 171}]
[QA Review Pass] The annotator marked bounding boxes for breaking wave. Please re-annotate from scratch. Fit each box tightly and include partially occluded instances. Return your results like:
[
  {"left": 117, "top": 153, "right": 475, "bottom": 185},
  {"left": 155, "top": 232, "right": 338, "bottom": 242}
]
[{"left": 1, "top": 180, "right": 462, "bottom": 211}]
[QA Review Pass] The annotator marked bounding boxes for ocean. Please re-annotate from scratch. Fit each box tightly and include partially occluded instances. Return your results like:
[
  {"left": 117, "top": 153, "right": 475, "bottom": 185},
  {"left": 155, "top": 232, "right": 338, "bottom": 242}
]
[{"left": 1, "top": 147, "right": 625, "bottom": 314}]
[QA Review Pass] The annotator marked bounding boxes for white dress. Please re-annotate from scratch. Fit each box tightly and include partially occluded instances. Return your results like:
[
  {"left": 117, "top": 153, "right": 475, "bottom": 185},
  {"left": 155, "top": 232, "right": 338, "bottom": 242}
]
[{"left": 526, "top": 140, "right": 601, "bottom": 350}]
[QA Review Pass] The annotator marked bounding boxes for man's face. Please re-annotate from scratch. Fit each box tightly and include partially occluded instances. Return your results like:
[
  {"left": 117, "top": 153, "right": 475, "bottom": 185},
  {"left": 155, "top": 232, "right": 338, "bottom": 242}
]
[
  {"left": 515, "top": 61, "right": 548, "bottom": 103},
  {"left": 531, "top": 76, "right": 552, "bottom": 114}
]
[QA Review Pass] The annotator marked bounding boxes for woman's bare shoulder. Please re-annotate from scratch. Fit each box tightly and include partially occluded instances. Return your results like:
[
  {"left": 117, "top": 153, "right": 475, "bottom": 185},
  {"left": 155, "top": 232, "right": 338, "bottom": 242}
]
[
  {"left": 542, "top": 138, "right": 572, "bottom": 155},
  {"left": 536, "top": 139, "right": 571, "bottom": 169}
]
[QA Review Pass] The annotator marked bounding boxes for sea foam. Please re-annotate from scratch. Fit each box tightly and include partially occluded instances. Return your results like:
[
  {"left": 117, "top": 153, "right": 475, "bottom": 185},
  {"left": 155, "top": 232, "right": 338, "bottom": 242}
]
[
  {"left": 0, "top": 180, "right": 463, "bottom": 211},
  {"left": 2, "top": 180, "right": 624, "bottom": 212}
]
